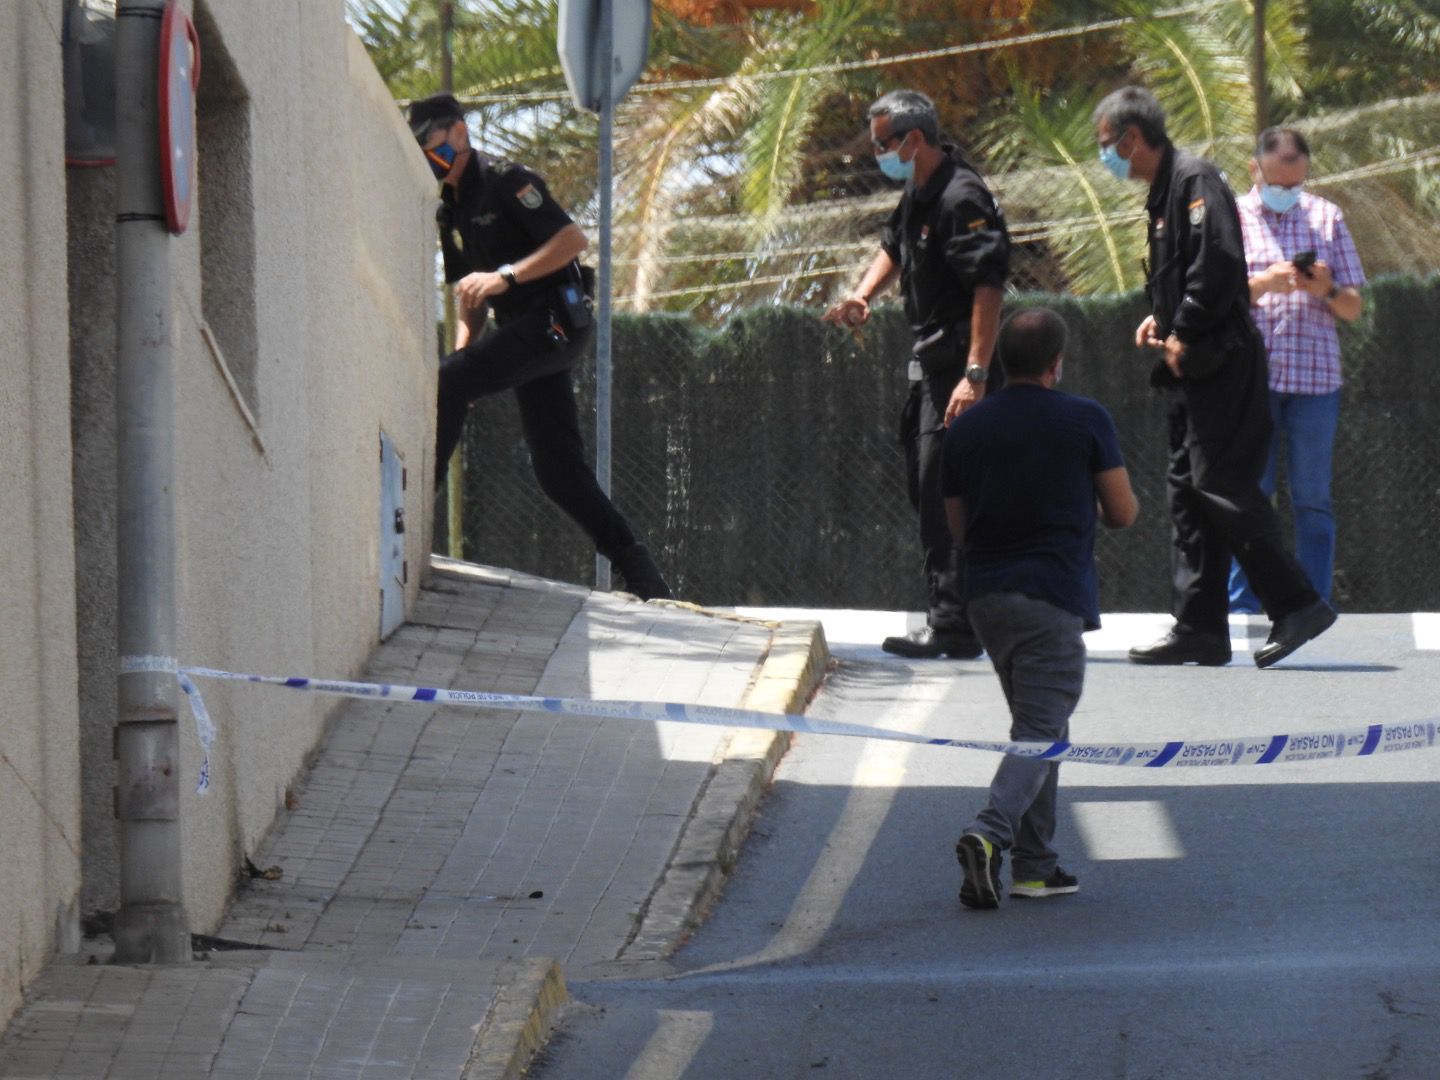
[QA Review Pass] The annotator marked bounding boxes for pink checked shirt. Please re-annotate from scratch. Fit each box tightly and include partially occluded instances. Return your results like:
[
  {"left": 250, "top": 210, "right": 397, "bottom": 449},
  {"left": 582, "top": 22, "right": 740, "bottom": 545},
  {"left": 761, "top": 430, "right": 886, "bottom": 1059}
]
[{"left": 1237, "top": 188, "right": 1365, "bottom": 394}]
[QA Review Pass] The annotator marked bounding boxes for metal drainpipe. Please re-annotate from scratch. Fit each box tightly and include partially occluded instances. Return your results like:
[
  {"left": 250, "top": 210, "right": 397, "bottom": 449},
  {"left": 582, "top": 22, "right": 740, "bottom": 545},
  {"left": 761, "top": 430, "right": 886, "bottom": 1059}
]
[{"left": 112, "top": 0, "right": 190, "bottom": 963}]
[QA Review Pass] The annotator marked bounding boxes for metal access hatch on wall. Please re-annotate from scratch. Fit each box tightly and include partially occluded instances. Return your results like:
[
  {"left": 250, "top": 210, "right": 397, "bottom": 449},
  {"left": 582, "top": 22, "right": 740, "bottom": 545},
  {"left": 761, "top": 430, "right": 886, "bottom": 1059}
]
[{"left": 380, "top": 431, "right": 407, "bottom": 640}]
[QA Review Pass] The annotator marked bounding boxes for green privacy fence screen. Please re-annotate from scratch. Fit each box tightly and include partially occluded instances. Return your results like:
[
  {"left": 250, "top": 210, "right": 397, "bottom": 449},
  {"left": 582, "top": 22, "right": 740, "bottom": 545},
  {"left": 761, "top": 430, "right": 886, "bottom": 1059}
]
[{"left": 451, "top": 273, "right": 1440, "bottom": 613}]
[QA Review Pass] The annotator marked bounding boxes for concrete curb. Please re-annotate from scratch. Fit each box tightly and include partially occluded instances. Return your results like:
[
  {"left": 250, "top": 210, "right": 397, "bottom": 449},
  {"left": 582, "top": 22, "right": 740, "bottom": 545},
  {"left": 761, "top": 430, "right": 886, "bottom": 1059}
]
[
  {"left": 462, "top": 957, "right": 568, "bottom": 1080},
  {"left": 461, "top": 614, "right": 830, "bottom": 1078},
  {"left": 622, "top": 618, "right": 831, "bottom": 961}
]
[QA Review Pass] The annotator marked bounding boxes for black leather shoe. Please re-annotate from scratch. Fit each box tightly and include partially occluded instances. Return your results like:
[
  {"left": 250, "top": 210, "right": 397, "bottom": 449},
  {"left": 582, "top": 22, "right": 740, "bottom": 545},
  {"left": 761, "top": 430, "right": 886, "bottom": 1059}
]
[
  {"left": 881, "top": 626, "right": 984, "bottom": 660},
  {"left": 1254, "top": 599, "right": 1337, "bottom": 669},
  {"left": 1127, "top": 629, "right": 1231, "bottom": 666},
  {"left": 607, "top": 543, "right": 673, "bottom": 601}
]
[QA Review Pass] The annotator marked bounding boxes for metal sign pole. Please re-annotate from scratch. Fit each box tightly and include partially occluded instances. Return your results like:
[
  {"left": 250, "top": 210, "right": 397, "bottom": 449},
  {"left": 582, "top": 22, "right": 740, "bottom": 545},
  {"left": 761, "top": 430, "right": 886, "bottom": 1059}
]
[
  {"left": 593, "top": 0, "right": 615, "bottom": 591},
  {"left": 440, "top": 1, "right": 465, "bottom": 560}
]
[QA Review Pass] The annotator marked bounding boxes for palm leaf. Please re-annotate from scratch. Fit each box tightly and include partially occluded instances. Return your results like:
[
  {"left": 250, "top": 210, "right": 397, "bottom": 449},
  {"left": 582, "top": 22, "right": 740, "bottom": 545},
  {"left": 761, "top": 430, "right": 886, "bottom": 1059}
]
[
  {"left": 980, "top": 81, "right": 1148, "bottom": 295},
  {"left": 1115, "top": 2, "right": 1254, "bottom": 159}
]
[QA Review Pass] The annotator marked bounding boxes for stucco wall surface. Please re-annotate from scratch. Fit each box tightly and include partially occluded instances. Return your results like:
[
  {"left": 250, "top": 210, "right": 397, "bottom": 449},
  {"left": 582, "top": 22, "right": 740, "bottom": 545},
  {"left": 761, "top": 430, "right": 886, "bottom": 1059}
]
[
  {"left": 66, "top": 0, "right": 435, "bottom": 938},
  {"left": 161, "top": 0, "right": 435, "bottom": 928},
  {"left": 0, "top": 0, "right": 84, "bottom": 1028}
]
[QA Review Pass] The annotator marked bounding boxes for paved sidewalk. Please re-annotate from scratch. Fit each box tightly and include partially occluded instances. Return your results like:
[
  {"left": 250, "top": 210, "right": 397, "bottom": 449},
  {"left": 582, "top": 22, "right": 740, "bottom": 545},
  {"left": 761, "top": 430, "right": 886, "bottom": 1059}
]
[{"left": 0, "top": 558, "right": 827, "bottom": 1080}]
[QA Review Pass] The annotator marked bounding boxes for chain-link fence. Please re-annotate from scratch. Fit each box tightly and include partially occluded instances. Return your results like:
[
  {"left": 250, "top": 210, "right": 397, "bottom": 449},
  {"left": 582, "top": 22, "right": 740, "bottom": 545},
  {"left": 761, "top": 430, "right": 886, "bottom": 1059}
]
[{"left": 447, "top": 275, "right": 1440, "bottom": 613}]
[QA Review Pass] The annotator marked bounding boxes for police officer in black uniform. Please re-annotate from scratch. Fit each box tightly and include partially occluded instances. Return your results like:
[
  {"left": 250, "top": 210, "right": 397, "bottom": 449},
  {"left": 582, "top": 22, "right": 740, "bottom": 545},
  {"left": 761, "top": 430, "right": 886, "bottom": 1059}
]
[
  {"left": 409, "top": 93, "right": 670, "bottom": 600},
  {"left": 824, "top": 90, "right": 1009, "bottom": 659},
  {"left": 1092, "top": 86, "right": 1334, "bottom": 668}
]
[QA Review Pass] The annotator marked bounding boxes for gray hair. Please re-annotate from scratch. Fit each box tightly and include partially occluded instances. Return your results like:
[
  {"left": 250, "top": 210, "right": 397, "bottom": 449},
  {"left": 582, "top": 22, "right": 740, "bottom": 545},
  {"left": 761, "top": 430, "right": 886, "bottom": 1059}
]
[
  {"left": 868, "top": 90, "right": 940, "bottom": 146},
  {"left": 1092, "top": 85, "right": 1168, "bottom": 149}
]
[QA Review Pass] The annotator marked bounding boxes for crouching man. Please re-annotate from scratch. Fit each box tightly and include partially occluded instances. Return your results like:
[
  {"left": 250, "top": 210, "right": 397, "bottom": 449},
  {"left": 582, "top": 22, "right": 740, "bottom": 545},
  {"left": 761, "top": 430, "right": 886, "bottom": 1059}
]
[{"left": 941, "top": 309, "right": 1138, "bottom": 909}]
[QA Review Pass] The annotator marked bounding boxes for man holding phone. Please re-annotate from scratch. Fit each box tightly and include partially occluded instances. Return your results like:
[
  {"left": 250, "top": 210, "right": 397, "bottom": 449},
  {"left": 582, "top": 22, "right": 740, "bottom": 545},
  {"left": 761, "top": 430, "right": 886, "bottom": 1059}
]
[{"left": 1230, "top": 127, "right": 1366, "bottom": 612}]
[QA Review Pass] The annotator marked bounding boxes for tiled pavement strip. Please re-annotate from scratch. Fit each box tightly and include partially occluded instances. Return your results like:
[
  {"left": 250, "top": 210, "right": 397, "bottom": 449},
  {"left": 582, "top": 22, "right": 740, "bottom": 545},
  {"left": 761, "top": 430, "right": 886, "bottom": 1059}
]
[{"left": 0, "top": 558, "right": 827, "bottom": 1079}]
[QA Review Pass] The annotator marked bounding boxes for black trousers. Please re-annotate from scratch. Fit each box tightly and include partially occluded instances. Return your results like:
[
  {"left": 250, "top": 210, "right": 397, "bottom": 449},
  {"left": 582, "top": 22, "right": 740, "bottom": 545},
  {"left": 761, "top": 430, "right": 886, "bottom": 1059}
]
[
  {"left": 1167, "top": 334, "right": 1319, "bottom": 634},
  {"left": 902, "top": 369, "right": 969, "bottom": 633},
  {"left": 435, "top": 307, "right": 636, "bottom": 558}
]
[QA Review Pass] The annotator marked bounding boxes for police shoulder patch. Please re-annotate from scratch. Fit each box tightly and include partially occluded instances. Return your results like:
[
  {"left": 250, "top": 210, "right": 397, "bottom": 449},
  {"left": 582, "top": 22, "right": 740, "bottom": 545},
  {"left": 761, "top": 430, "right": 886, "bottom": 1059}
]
[
  {"left": 1188, "top": 197, "right": 1206, "bottom": 226},
  {"left": 516, "top": 183, "right": 543, "bottom": 210}
]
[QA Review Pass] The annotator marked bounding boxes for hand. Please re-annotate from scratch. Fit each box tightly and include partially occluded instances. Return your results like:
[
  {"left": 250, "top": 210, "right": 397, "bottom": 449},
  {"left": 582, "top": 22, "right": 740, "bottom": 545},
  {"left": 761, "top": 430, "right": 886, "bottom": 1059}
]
[
  {"left": 457, "top": 288, "right": 487, "bottom": 316},
  {"left": 1136, "top": 314, "right": 1164, "bottom": 349},
  {"left": 1295, "top": 259, "right": 1334, "bottom": 299},
  {"left": 822, "top": 296, "right": 870, "bottom": 339},
  {"left": 1262, "top": 260, "right": 1299, "bottom": 295},
  {"left": 1163, "top": 333, "right": 1186, "bottom": 378},
  {"left": 945, "top": 378, "right": 984, "bottom": 425},
  {"left": 456, "top": 270, "right": 508, "bottom": 309}
]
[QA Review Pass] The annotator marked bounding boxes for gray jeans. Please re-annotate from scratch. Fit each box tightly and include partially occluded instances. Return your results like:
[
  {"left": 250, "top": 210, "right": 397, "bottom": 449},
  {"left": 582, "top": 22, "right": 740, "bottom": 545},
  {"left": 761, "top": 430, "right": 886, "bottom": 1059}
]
[{"left": 964, "top": 591, "right": 1086, "bottom": 882}]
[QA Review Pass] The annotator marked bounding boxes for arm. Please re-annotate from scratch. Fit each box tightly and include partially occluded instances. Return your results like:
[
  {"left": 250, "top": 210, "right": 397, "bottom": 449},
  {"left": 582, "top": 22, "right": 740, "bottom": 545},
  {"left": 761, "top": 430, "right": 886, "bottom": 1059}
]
[
  {"left": 454, "top": 223, "right": 589, "bottom": 309},
  {"left": 1295, "top": 242, "right": 1363, "bottom": 321},
  {"left": 1323, "top": 282, "right": 1363, "bottom": 322},
  {"left": 1095, "top": 466, "right": 1138, "bottom": 529},
  {"left": 942, "top": 186, "right": 1011, "bottom": 421},
  {"left": 453, "top": 300, "right": 488, "bottom": 350},
  {"left": 1306, "top": 210, "right": 1365, "bottom": 323},
  {"left": 1170, "top": 172, "right": 1248, "bottom": 346},
  {"left": 1291, "top": 259, "right": 1362, "bottom": 321},
  {"left": 513, "top": 221, "right": 588, "bottom": 281},
  {"left": 822, "top": 248, "right": 898, "bottom": 329},
  {"left": 1249, "top": 261, "right": 1298, "bottom": 304},
  {"left": 945, "top": 284, "right": 1003, "bottom": 424},
  {"left": 944, "top": 496, "right": 966, "bottom": 546}
]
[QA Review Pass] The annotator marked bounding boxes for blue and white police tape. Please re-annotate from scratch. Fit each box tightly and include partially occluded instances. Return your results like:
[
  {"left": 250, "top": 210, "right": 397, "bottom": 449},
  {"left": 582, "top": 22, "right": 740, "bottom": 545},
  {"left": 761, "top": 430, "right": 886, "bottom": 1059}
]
[
  {"left": 119, "top": 656, "right": 217, "bottom": 794},
  {"left": 120, "top": 657, "right": 1439, "bottom": 795}
]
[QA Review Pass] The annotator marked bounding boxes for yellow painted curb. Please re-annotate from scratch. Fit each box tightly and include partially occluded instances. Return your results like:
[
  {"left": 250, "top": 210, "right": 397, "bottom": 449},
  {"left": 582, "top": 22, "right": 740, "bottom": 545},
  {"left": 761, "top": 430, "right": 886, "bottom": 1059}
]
[
  {"left": 621, "top": 617, "right": 831, "bottom": 960},
  {"left": 462, "top": 957, "right": 568, "bottom": 1080}
]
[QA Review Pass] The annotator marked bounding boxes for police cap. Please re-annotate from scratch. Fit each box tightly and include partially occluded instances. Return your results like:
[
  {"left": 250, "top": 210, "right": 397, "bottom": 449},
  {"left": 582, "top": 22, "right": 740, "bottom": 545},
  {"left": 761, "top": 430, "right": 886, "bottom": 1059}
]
[{"left": 408, "top": 93, "right": 465, "bottom": 142}]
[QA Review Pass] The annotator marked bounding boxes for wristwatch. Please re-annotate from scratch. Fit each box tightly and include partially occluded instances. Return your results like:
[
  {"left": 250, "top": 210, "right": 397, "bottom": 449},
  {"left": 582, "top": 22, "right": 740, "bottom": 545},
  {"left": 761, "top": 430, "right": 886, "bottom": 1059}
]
[
  {"left": 964, "top": 363, "right": 988, "bottom": 385},
  {"left": 498, "top": 264, "right": 519, "bottom": 287}
]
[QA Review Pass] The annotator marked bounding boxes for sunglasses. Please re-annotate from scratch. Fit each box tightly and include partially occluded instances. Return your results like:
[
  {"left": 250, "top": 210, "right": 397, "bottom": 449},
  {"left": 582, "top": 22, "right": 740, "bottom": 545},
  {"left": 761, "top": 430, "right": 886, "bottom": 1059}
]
[
  {"left": 871, "top": 128, "right": 912, "bottom": 154},
  {"left": 415, "top": 116, "right": 460, "bottom": 148}
]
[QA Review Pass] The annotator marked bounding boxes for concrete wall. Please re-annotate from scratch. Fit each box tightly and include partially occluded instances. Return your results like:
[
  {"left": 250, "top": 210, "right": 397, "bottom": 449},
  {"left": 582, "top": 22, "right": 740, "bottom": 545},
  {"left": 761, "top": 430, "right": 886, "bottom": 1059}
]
[
  {"left": 58, "top": 0, "right": 435, "bottom": 967},
  {"left": 0, "top": 0, "right": 85, "bottom": 1027}
]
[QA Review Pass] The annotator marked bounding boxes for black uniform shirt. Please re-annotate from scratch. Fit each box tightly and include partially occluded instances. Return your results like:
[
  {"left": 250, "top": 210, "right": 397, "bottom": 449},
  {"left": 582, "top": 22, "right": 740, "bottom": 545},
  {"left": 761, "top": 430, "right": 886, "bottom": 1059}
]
[
  {"left": 1144, "top": 144, "right": 1254, "bottom": 347},
  {"left": 880, "top": 146, "right": 1010, "bottom": 346},
  {"left": 438, "top": 154, "right": 576, "bottom": 319}
]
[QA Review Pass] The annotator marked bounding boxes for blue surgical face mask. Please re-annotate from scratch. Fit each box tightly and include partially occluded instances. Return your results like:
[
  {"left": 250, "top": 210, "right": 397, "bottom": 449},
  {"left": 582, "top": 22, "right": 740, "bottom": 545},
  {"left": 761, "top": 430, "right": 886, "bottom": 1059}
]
[
  {"left": 1099, "top": 139, "right": 1131, "bottom": 181},
  {"left": 876, "top": 149, "right": 915, "bottom": 182},
  {"left": 425, "top": 140, "right": 457, "bottom": 180},
  {"left": 875, "top": 131, "right": 915, "bottom": 182},
  {"left": 1260, "top": 183, "right": 1302, "bottom": 214}
]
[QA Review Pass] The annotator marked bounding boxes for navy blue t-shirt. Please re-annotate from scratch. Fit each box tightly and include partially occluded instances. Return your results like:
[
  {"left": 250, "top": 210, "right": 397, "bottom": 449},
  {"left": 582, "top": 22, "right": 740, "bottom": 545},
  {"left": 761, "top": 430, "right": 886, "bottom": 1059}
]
[{"left": 940, "top": 384, "right": 1125, "bottom": 630}]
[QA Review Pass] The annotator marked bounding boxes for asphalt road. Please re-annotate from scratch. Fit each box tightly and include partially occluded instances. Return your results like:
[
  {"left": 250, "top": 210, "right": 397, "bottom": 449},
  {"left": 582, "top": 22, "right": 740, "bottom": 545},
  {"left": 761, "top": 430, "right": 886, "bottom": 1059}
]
[{"left": 532, "top": 612, "right": 1440, "bottom": 1080}]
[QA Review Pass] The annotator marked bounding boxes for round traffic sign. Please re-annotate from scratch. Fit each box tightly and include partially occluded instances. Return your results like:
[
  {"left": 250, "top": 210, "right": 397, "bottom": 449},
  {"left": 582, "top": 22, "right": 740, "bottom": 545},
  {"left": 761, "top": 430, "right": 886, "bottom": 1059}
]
[{"left": 157, "top": 0, "right": 200, "bottom": 234}]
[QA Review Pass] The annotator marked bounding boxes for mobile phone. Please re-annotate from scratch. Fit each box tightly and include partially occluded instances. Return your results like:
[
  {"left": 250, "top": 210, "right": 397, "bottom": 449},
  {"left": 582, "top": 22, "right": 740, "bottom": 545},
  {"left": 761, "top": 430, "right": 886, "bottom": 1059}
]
[{"left": 1292, "top": 250, "right": 1317, "bottom": 275}]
